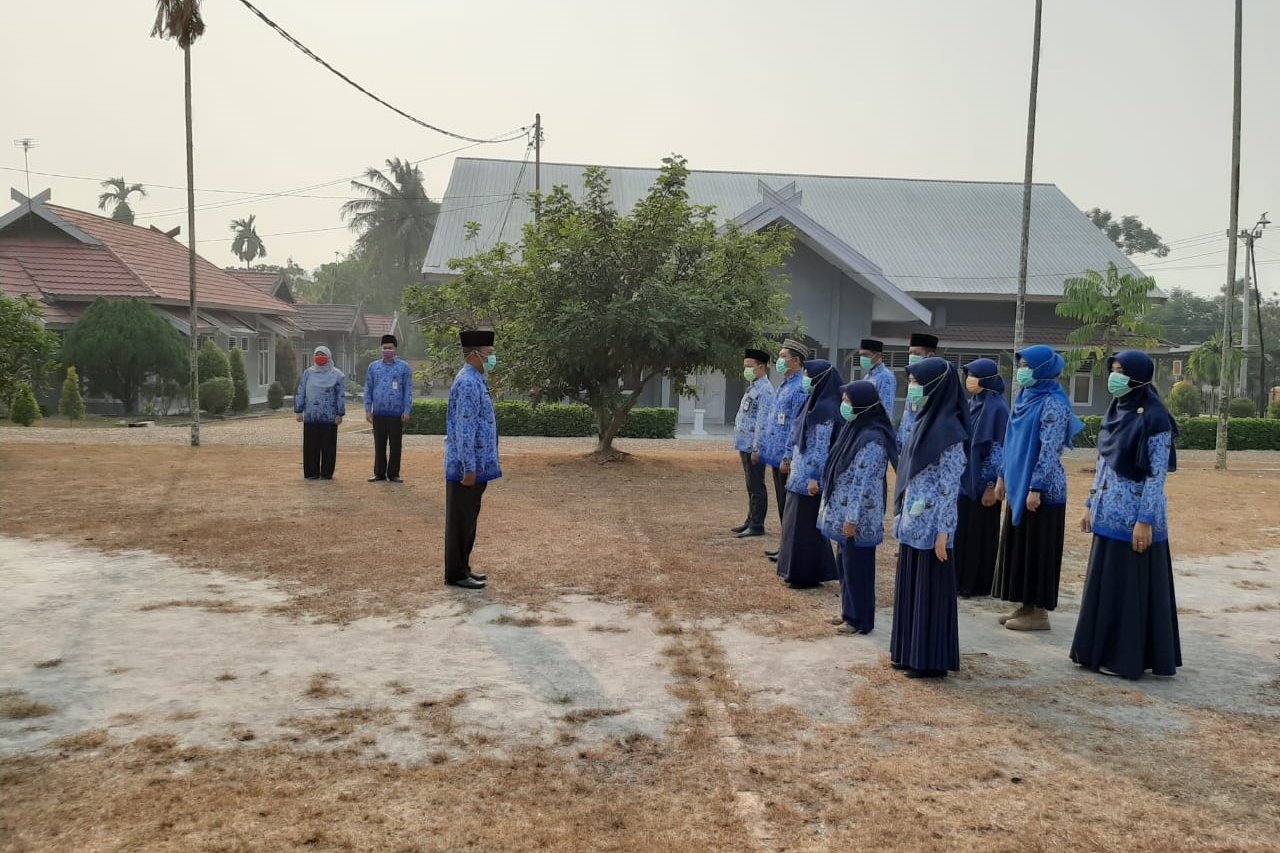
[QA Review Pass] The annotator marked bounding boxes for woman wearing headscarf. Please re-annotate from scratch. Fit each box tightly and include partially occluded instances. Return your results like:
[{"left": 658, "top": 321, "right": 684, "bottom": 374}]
[
  {"left": 1070, "top": 351, "right": 1182, "bottom": 679},
  {"left": 819, "top": 380, "right": 898, "bottom": 635},
  {"left": 889, "top": 358, "right": 970, "bottom": 678},
  {"left": 776, "top": 359, "right": 843, "bottom": 589},
  {"left": 993, "top": 344, "right": 1084, "bottom": 631},
  {"left": 954, "top": 358, "right": 1011, "bottom": 598},
  {"left": 294, "top": 345, "right": 346, "bottom": 480}
]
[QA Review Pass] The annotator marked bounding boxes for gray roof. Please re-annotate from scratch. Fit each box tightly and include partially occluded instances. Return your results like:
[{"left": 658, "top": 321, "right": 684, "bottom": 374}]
[
  {"left": 423, "top": 158, "right": 1149, "bottom": 299},
  {"left": 294, "top": 303, "right": 358, "bottom": 333}
]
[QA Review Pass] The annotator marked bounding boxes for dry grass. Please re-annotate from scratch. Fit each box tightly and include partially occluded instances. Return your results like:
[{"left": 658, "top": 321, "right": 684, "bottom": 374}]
[
  {"left": 303, "top": 672, "right": 347, "bottom": 700},
  {"left": 561, "top": 708, "right": 629, "bottom": 724},
  {"left": 137, "top": 598, "right": 252, "bottom": 614},
  {"left": 49, "top": 729, "right": 109, "bottom": 752},
  {"left": 0, "top": 690, "right": 54, "bottom": 720},
  {"left": 491, "top": 612, "right": 575, "bottom": 628},
  {"left": 32, "top": 658, "right": 62, "bottom": 669}
]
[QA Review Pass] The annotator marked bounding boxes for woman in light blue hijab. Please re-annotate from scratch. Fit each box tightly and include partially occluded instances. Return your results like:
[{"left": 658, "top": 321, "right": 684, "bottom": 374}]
[{"left": 294, "top": 345, "right": 345, "bottom": 479}]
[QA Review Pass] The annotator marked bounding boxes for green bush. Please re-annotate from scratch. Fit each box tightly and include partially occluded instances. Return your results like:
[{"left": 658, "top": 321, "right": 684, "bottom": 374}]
[
  {"left": 1222, "top": 418, "right": 1280, "bottom": 450},
  {"left": 198, "top": 339, "right": 230, "bottom": 381},
  {"left": 618, "top": 407, "right": 678, "bottom": 438},
  {"left": 10, "top": 383, "right": 40, "bottom": 426},
  {"left": 1078, "top": 416, "right": 1102, "bottom": 448},
  {"left": 405, "top": 399, "right": 676, "bottom": 438},
  {"left": 534, "top": 403, "right": 596, "bottom": 437},
  {"left": 228, "top": 347, "right": 250, "bottom": 413},
  {"left": 1270, "top": 399, "right": 1280, "bottom": 420},
  {"left": 407, "top": 399, "right": 449, "bottom": 434},
  {"left": 494, "top": 401, "right": 538, "bottom": 435},
  {"left": 1167, "top": 380, "right": 1203, "bottom": 418},
  {"left": 199, "top": 376, "right": 234, "bottom": 415},
  {"left": 267, "top": 381, "right": 285, "bottom": 410},
  {"left": 1076, "top": 415, "right": 1280, "bottom": 451},
  {"left": 59, "top": 366, "right": 86, "bottom": 423},
  {"left": 1227, "top": 397, "right": 1257, "bottom": 418}
]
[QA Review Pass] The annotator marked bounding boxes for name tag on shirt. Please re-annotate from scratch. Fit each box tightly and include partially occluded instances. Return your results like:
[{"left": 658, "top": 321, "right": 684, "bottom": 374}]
[
  {"left": 392, "top": 381, "right": 399, "bottom": 391},
  {"left": 777, "top": 413, "right": 787, "bottom": 425}
]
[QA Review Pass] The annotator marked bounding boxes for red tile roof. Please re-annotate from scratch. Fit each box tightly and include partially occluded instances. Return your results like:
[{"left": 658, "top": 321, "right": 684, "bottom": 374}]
[
  {"left": 0, "top": 237, "right": 153, "bottom": 299},
  {"left": 364, "top": 313, "right": 397, "bottom": 337},
  {"left": 229, "top": 269, "right": 285, "bottom": 295}
]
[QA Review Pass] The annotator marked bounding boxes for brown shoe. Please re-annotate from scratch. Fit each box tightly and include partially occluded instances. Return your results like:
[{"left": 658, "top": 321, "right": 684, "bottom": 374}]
[
  {"left": 835, "top": 624, "right": 860, "bottom": 635},
  {"left": 1006, "top": 608, "right": 1050, "bottom": 631},
  {"left": 998, "top": 604, "right": 1031, "bottom": 625},
  {"left": 830, "top": 616, "right": 845, "bottom": 625}
]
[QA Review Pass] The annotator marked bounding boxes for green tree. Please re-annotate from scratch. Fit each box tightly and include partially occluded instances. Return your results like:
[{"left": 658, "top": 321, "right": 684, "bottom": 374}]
[
  {"left": 62, "top": 299, "right": 188, "bottom": 414},
  {"left": 1146, "top": 287, "right": 1222, "bottom": 344},
  {"left": 97, "top": 178, "right": 148, "bottom": 224},
  {"left": 0, "top": 295, "right": 60, "bottom": 407},
  {"left": 199, "top": 376, "right": 233, "bottom": 415},
  {"left": 1056, "top": 262, "right": 1164, "bottom": 375},
  {"left": 229, "top": 214, "right": 267, "bottom": 267},
  {"left": 197, "top": 338, "right": 230, "bottom": 380},
  {"left": 10, "top": 383, "right": 39, "bottom": 426},
  {"left": 228, "top": 345, "right": 250, "bottom": 412},
  {"left": 1086, "top": 208, "right": 1170, "bottom": 257},
  {"left": 1166, "top": 378, "right": 1202, "bottom": 417},
  {"left": 341, "top": 158, "right": 439, "bottom": 303},
  {"left": 59, "top": 366, "right": 87, "bottom": 423},
  {"left": 405, "top": 156, "right": 794, "bottom": 459},
  {"left": 275, "top": 336, "right": 298, "bottom": 391},
  {"left": 266, "top": 380, "right": 284, "bottom": 410}
]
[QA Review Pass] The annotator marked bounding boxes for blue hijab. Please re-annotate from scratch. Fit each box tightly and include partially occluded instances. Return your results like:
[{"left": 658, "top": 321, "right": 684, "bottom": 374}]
[
  {"left": 794, "top": 359, "right": 844, "bottom": 454},
  {"left": 963, "top": 358, "right": 1010, "bottom": 498},
  {"left": 1098, "top": 350, "right": 1178, "bottom": 481},
  {"left": 895, "top": 358, "right": 970, "bottom": 511},
  {"left": 821, "top": 380, "right": 899, "bottom": 498},
  {"left": 1003, "top": 344, "right": 1084, "bottom": 526}
]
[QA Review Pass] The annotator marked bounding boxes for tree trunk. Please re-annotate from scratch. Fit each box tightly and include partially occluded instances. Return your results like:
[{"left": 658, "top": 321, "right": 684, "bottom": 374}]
[
  {"left": 591, "top": 376, "right": 652, "bottom": 461},
  {"left": 185, "top": 42, "right": 200, "bottom": 447}
]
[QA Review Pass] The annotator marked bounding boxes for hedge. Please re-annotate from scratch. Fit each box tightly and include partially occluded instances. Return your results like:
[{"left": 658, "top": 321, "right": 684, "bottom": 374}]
[
  {"left": 1076, "top": 415, "right": 1280, "bottom": 451},
  {"left": 406, "top": 399, "right": 677, "bottom": 439}
]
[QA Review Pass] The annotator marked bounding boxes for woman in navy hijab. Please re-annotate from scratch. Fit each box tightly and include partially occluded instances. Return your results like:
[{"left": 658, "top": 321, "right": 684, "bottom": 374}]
[
  {"left": 1070, "top": 351, "right": 1181, "bottom": 679},
  {"left": 889, "top": 357, "right": 969, "bottom": 678},
  {"left": 776, "top": 359, "right": 843, "bottom": 589},
  {"left": 992, "top": 345, "right": 1084, "bottom": 632},
  {"left": 954, "top": 358, "right": 1010, "bottom": 597}
]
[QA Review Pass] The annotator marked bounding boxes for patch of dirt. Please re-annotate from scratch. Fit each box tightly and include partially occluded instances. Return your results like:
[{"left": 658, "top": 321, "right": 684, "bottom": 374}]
[
  {"left": 0, "top": 690, "right": 54, "bottom": 721},
  {"left": 137, "top": 599, "right": 253, "bottom": 614}
]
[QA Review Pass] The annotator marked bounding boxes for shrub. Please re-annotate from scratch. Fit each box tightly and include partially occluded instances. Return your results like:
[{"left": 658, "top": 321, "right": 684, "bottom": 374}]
[
  {"left": 533, "top": 403, "right": 596, "bottom": 437},
  {"left": 1076, "top": 415, "right": 1280, "bottom": 451},
  {"left": 618, "top": 407, "right": 678, "bottom": 439},
  {"left": 59, "top": 367, "right": 87, "bottom": 423},
  {"left": 1270, "top": 399, "right": 1280, "bottom": 420},
  {"left": 1167, "top": 380, "right": 1203, "bottom": 418},
  {"left": 199, "top": 376, "right": 234, "bottom": 415},
  {"left": 1227, "top": 397, "right": 1257, "bottom": 418},
  {"left": 405, "top": 399, "right": 677, "bottom": 438},
  {"left": 228, "top": 347, "right": 250, "bottom": 413},
  {"left": 275, "top": 336, "right": 298, "bottom": 392},
  {"left": 407, "top": 399, "right": 448, "bottom": 434},
  {"left": 197, "top": 339, "right": 230, "bottom": 381},
  {"left": 1078, "top": 416, "right": 1102, "bottom": 448},
  {"left": 10, "top": 383, "right": 40, "bottom": 426},
  {"left": 267, "top": 381, "right": 285, "bottom": 410}
]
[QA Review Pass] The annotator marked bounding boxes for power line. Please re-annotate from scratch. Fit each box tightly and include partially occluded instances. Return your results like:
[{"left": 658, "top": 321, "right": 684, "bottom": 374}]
[
  {"left": 495, "top": 142, "right": 534, "bottom": 246},
  {"left": 233, "top": 0, "right": 529, "bottom": 145}
]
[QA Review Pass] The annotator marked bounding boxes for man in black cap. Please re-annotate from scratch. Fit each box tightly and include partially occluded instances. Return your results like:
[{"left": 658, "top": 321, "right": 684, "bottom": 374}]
[
  {"left": 444, "top": 330, "right": 500, "bottom": 590},
  {"left": 364, "top": 334, "right": 413, "bottom": 483},
  {"left": 731, "top": 348, "right": 775, "bottom": 538},
  {"left": 857, "top": 338, "right": 897, "bottom": 417},
  {"left": 896, "top": 332, "right": 939, "bottom": 450}
]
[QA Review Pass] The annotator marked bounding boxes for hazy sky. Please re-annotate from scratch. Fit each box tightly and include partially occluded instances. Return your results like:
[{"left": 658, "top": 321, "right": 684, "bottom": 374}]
[{"left": 3, "top": 0, "right": 1277, "bottom": 298}]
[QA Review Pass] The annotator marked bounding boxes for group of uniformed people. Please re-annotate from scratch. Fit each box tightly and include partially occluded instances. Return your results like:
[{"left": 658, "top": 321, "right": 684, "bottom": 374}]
[{"left": 733, "top": 333, "right": 1183, "bottom": 681}]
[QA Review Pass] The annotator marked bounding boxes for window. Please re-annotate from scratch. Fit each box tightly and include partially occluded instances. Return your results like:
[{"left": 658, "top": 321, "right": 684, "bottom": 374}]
[
  {"left": 197, "top": 334, "right": 214, "bottom": 349},
  {"left": 1069, "top": 373, "right": 1092, "bottom": 407},
  {"left": 257, "top": 336, "right": 270, "bottom": 387},
  {"left": 1172, "top": 359, "right": 1184, "bottom": 379}
]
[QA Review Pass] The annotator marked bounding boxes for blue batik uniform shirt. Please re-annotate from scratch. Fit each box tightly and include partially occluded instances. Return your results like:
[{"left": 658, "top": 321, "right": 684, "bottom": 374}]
[
  {"left": 734, "top": 375, "right": 775, "bottom": 453},
  {"left": 893, "top": 442, "right": 966, "bottom": 550},
  {"left": 758, "top": 373, "right": 806, "bottom": 469},
  {"left": 1087, "top": 431, "right": 1173, "bottom": 543},
  {"left": 364, "top": 357, "right": 414, "bottom": 418},
  {"left": 445, "top": 364, "right": 501, "bottom": 483},
  {"left": 867, "top": 363, "right": 897, "bottom": 418},
  {"left": 819, "top": 440, "right": 890, "bottom": 546},
  {"left": 896, "top": 403, "right": 918, "bottom": 451}
]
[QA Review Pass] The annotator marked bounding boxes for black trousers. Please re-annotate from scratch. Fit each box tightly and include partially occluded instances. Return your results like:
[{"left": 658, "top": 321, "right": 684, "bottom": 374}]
[
  {"left": 444, "top": 480, "right": 488, "bottom": 582},
  {"left": 768, "top": 466, "right": 787, "bottom": 528},
  {"left": 371, "top": 415, "right": 404, "bottom": 479},
  {"left": 738, "top": 451, "right": 768, "bottom": 529},
  {"left": 302, "top": 422, "right": 338, "bottom": 479}
]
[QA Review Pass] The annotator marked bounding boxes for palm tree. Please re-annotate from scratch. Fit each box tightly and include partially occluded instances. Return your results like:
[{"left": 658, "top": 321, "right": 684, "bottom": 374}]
[
  {"left": 229, "top": 215, "right": 267, "bottom": 267},
  {"left": 150, "top": 0, "right": 206, "bottom": 448},
  {"left": 97, "top": 178, "right": 147, "bottom": 224},
  {"left": 1188, "top": 333, "right": 1240, "bottom": 415},
  {"left": 340, "top": 158, "right": 440, "bottom": 277}
]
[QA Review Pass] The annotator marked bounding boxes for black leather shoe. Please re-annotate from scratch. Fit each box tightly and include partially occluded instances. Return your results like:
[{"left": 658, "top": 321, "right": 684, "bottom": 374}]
[
  {"left": 767, "top": 554, "right": 779, "bottom": 563},
  {"left": 388, "top": 476, "right": 403, "bottom": 483},
  {"left": 736, "top": 527, "right": 766, "bottom": 538},
  {"left": 368, "top": 476, "right": 387, "bottom": 482},
  {"left": 446, "top": 577, "right": 486, "bottom": 590},
  {"left": 730, "top": 523, "right": 750, "bottom": 534},
  {"left": 468, "top": 572, "right": 487, "bottom": 582},
  {"left": 764, "top": 549, "right": 779, "bottom": 557}
]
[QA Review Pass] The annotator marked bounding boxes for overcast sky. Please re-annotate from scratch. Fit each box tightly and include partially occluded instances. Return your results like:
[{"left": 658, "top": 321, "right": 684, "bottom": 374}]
[{"left": 2, "top": 0, "right": 1277, "bottom": 298}]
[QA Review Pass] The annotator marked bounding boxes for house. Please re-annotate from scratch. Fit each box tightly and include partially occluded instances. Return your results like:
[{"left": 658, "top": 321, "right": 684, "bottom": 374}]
[
  {"left": 0, "top": 188, "right": 299, "bottom": 411},
  {"left": 285, "top": 306, "right": 402, "bottom": 383},
  {"left": 423, "top": 158, "right": 1161, "bottom": 422}
]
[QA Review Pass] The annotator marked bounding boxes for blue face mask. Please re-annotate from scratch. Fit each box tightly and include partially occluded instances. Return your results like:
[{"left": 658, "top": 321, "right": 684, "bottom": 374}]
[
  {"left": 859, "top": 356, "right": 874, "bottom": 372},
  {"left": 1016, "top": 367, "right": 1036, "bottom": 388},
  {"left": 801, "top": 376, "right": 813, "bottom": 394},
  {"left": 1108, "top": 373, "right": 1132, "bottom": 397},
  {"left": 908, "top": 354, "right": 924, "bottom": 366},
  {"left": 906, "top": 384, "right": 926, "bottom": 407},
  {"left": 839, "top": 402, "right": 855, "bottom": 421},
  {"left": 484, "top": 353, "right": 498, "bottom": 373}
]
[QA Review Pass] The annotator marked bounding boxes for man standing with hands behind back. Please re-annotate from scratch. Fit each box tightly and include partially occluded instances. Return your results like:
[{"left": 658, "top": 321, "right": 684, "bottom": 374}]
[
  {"left": 365, "top": 334, "right": 414, "bottom": 483},
  {"left": 444, "top": 330, "right": 501, "bottom": 590}
]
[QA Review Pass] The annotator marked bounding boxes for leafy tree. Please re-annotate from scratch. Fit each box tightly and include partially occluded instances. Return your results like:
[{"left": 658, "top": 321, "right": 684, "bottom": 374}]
[
  {"left": 228, "top": 345, "right": 250, "bottom": 412},
  {"left": 341, "top": 158, "right": 439, "bottom": 305},
  {"left": 199, "top": 376, "right": 233, "bottom": 415},
  {"left": 1187, "top": 332, "right": 1240, "bottom": 415},
  {"left": 97, "top": 178, "right": 148, "bottom": 224},
  {"left": 62, "top": 299, "right": 188, "bottom": 413},
  {"left": 1086, "top": 208, "right": 1170, "bottom": 257},
  {"left": 275, "top": 336, "right": 298, "bottom": 391},
  {"left": 1146, "top": 287, "right": 1222, "bottom": 344},
  {"left": 197, "top": 338, "right": 230, "bottom": 380},
  {"left": 406, "top": 156, "right": 794, "bottom": 459},
  {"left": 59, "top": 366, "right": 87, "bottom": 423},
  {"left": 0, "top": 295, "right": 60, "bottom": 407},
  {"left": 229, "top": 214, "right": 267, "bottom": 267},
  {"left": 1056, "top": 262, "right": 1164, "bottom": 375},
  {"left": 1166, "top": 379, "right": 1202, "bottom": 417},
  {"left": 10, "top": 383, "right": 39, "bottom": 426}
]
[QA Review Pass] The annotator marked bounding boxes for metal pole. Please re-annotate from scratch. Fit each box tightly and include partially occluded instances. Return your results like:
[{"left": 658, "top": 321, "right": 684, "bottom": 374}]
[
  {"left": 185, "top": 42, "right": 200, "bottom": 448},
  {"left": 533, "top": 113, "right": 542, "bottom": 220},
  {"left": 1238, "top": 231, "right": 1252, "bottom": 397},
  {"left": 1252, "top": 237, "right": 1267, "bottom": 414},
  {"left": 1012, "top": 0, "right": 1043, "bottom": 368},
  {"left": 1215, "top": 0, "right": 1243, "bottom": 471}
]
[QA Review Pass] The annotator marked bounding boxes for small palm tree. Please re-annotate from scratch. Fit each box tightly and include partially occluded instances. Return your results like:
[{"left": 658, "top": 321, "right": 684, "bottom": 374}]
[
  {"left": 1056, "top": 262, "right": 1164, "bottom": 375},
  {"left": 1188, "top": 333, "right": 1240, "bottom": 414},
  {"left": 229, "top": 215, "right": 267, "bottom": 267},
  {"left": 97, "top": 178, "right": 147, "bottom": 224},
  {"left": 341, "top": 158, "right": 440, "bottom": 275}
]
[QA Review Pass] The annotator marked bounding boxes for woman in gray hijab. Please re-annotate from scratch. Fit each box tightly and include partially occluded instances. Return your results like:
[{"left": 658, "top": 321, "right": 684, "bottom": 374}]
[{"left": 294, "top": 345, "right": 345, "bottom": 479}]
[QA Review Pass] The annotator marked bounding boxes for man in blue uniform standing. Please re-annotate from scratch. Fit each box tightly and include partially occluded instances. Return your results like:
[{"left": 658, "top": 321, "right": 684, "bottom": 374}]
[
  {"left": 732, "top": 348, "right": 775, "bottom": 538},
  {"left": 858, "top": 338, "right": 897, "bottom": 418},
  {"left": 896, "top": 332, "right": 939, "bottom": 450},
  {"left": 364, "top": 334, "right": 414, "bottom": 483},
  {"left": 758, "top": 338, "right": 810, "bottom": 563},
  {"left": 444, "top": 330, "right": 501, "bottom": 590}
]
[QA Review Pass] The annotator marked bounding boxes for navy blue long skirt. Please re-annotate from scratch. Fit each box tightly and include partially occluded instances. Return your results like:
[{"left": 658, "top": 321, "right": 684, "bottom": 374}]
[
  {"left": 1070, "top": 536, "right": 1182, "bottom": 679},
  {"left": 993, "top": 502, "right": 1066, "bottom": 610},
  {"left": 838, "top": 543, "right": 877, "bottom": 633},
  {"left": 954, "top": 498, "right": 1002, "bottom": 598},
  {"left": 889, "top": 544, "right": 960, "bottom": 672},
  {"left": 776, "top": 491, "right": 837, "bottom": 588}
]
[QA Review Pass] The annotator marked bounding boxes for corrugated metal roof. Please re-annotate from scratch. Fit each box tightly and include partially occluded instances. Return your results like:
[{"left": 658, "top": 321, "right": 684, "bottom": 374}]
[{"left": 423, "top": 158, "right": 1149, "bottom": 298}]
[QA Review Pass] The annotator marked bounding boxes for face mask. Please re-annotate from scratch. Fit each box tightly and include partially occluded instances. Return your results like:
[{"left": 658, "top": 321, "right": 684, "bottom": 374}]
[
  {"left": 859, "top": 356, "right": 874, "bottom": 372},
  {"left": 908, "top": 354, "right": 924, "bottom": 366},
  {"left": 801, "top": 376, "right": 813, "bottom": 394},
  {"left": 314, "top": 356, "right": 329, "bottom": 367},
  {"left": 743, "top": 367, "right": 757, "bottom": 382},
  {"left": 965, "top": 376, "right": 982, "bottom": 395},
  {"left": 1016, "top": 367, "right": 1036, "bottom": 388},
  {"left": 776, "top": 357, "right": 787, "bottom": 373},
  {"left": 382, "top": 349, "right": 396, "bottom": 362},
  {"left": 484, "top": 353, "right": 498, "bottom": 373},
  {"left": 907, "top": 384, "right": 926, "bottom": 407},
  {"left": 839, "top": 402, "right": 855, "bottom": 421},
  {"left": 1108, "top": 373, "right": 1133, "bottom": 397}
]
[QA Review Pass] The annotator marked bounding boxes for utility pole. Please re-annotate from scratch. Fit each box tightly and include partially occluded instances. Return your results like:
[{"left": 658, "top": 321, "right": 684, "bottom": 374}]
[
  {"left": 1215, "top": 0, "right": 1243, "bottom": 472},
  {"left": 1012, "top": 0, "right": 1043, "bottom": 379},
  {"left": 1239, "top": 212, "right": 1270, "bottom": 411},
  {"left": 533, "top": 113, "right": 542, "bottom": 220}
]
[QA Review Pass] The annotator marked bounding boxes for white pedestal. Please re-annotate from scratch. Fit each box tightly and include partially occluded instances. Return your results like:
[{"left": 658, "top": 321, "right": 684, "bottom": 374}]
[{"left": 692, "top": 408, "right": 707, "bottom": 436}]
